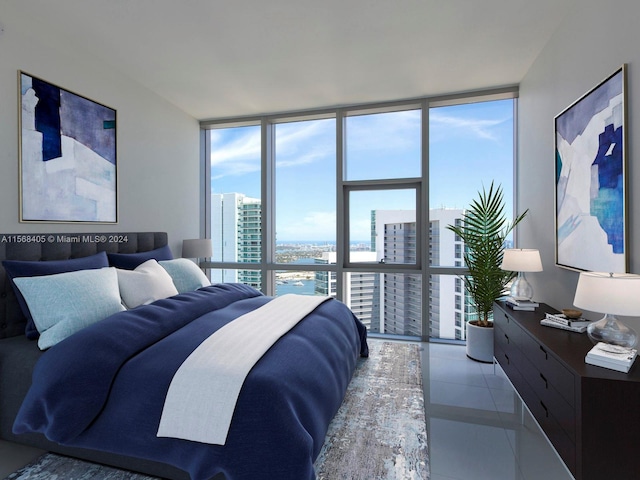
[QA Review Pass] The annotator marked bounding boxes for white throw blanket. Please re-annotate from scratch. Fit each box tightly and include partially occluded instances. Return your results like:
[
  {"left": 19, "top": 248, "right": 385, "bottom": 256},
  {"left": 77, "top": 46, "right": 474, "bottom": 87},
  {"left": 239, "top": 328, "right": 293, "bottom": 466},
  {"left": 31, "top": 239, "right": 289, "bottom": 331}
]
[{"left": 157, "top": 294, "right": 330, "bottom": 445}]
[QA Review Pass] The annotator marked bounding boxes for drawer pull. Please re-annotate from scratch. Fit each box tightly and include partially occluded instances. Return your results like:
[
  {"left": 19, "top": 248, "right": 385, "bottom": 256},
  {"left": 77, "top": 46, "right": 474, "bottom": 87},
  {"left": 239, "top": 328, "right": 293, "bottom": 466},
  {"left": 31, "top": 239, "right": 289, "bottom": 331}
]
[
  {"left": 540, "top": 401, "right": 549, "bottom": 418},
  {"left": 504, "top": 333, "right": 509, "bottom": 344},
  {"left": 539, "top": 345, "right": 548, "bottom": 360},
  {"left": 504, "top": 353, "right": 510, "bottom": 365},
  {"left": 540, "top": 373, "right": 548, "bottom": 389}
]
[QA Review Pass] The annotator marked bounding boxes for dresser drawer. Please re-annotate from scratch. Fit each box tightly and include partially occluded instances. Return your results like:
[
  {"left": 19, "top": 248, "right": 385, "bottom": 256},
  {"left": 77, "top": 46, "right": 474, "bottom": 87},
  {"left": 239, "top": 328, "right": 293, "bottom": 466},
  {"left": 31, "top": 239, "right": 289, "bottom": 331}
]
[
  {"left": 495, "top": 341, "right": 530, "bottom": 401},
  {"left": 527, "top": 391, "right": 576, "bottom": 475},
  {"left": 494, "top": 337, "right": 516, "bottom": 375},
  {"left": 493, "top": 307, "right": 523, "bottom": 342},
  {"left": 519, "top": 330, "right": 575, "bottom": 407},
  {"left": 494, "top": 322, "right": 521, "bottom": 369},
  {"left": 518, "top": 350, "right": 576, "bottom": 443}
]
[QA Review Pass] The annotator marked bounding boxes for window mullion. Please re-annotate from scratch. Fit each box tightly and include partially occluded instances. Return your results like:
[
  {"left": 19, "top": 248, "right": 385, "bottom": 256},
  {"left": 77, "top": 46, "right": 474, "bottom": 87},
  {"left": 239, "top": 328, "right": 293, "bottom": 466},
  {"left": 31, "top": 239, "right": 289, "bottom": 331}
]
[
  {"left": 262, "top": 117, "right": 275, "bottom": 296},
  {"left": 336, "top": 109, "right": 346, "bottom": 302}
]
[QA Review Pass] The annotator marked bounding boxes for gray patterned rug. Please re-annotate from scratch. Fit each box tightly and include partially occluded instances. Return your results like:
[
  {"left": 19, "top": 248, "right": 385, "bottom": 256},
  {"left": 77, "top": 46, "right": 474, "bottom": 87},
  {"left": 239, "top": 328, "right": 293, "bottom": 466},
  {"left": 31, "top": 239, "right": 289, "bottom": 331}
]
[{"left": 4, "top": 340, "right": 429, "bottom": 480}]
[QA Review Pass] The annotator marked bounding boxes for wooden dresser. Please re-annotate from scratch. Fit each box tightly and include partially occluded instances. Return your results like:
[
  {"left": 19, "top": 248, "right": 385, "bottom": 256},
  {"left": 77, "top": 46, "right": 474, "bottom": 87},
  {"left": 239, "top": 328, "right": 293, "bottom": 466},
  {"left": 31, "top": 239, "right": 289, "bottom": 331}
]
[{"left": 493, "top": 301, "right": 640, "bottom": 480}]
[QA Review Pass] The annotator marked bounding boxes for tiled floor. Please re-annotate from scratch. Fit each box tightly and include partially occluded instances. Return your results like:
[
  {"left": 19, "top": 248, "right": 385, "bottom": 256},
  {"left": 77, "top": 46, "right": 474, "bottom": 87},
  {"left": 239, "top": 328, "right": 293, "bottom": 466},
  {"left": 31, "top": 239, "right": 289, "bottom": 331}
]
[
  {"left": 0, "top": 342, "right": 574, "bottom": 479},
  {"left": 423, "top": 342, "right": 574, "bottom": 480}
]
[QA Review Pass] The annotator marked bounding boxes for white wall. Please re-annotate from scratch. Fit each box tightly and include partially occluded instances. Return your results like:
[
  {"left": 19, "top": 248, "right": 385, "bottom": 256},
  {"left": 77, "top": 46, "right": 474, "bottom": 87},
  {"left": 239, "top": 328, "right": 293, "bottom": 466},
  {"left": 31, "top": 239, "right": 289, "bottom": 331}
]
[
  {"left": 518, "top": 0, "right": 640, "bottom": 329},
  {"left": 0, "top": 13, "right": 200, "bottom": 256}
]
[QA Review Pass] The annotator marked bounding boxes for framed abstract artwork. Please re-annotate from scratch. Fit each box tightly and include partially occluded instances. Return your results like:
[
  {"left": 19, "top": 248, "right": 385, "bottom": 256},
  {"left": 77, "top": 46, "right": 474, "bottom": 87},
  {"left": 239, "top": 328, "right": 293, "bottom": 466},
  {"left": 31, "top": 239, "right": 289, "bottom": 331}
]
[
  {"left": 555, "top": 65, "right": 627, "bottom": 273},
  {"left": 19, "top": 71, "right": 117, "bottom": 223}
]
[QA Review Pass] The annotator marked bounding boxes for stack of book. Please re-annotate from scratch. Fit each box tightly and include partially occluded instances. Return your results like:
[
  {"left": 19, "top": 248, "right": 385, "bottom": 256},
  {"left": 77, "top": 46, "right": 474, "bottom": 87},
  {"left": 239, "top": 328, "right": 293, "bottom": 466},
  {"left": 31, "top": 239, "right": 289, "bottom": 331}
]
[
  {"left": 541, "top": 312, "right": 591, "bottom": 333},
  {"left": 505, "top": 296, "right": 539, "bottom": 311},
  {"left": 585, "top": 342, "right": 638, "bottom": 373}
]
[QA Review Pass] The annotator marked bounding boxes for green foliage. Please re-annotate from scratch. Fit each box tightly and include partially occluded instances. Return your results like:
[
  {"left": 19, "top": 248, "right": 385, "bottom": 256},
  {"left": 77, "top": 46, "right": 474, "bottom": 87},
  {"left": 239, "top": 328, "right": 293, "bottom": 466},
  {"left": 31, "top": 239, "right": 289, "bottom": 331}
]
[{"left": 446, "top": 182, "right": 527, "bottom": 327}]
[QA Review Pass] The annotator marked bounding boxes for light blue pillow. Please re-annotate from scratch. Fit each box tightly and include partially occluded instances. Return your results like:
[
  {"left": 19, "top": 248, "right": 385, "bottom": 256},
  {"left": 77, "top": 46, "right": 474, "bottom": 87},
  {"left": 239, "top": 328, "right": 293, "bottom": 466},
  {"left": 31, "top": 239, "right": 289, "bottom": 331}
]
[
  {"left": 13, "top": 267, "right": 126, "bottom": 350},
  {"left": 159, "top": 258, "right": 211, "bottom": 293}
]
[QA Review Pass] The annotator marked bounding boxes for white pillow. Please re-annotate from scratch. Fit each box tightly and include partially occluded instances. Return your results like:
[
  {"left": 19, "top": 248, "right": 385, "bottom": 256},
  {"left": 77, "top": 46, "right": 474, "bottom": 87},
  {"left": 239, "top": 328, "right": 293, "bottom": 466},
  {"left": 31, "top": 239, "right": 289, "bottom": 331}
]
[
  {"left": 13, "top": 267, "right": 126, "bottom": 350},
  {"left": 159, "top": 258, "right": 211, "bottom": 293},
  {"left": 116, "top": 259, "right": 179, "bottom": 309}
]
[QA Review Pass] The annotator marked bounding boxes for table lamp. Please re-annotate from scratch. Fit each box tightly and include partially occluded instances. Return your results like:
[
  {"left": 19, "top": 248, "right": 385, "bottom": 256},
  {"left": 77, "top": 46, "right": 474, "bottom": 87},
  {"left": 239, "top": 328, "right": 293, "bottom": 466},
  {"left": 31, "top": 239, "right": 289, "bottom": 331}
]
[
  {"left": 573, "top": 272, "right": 640, "bottom": 348},
  {"left": 500, "top": 249, "right": 543, "bottom": 301},
  {"left": 182, "top": 239, "right": 212, "bottom": 267}
]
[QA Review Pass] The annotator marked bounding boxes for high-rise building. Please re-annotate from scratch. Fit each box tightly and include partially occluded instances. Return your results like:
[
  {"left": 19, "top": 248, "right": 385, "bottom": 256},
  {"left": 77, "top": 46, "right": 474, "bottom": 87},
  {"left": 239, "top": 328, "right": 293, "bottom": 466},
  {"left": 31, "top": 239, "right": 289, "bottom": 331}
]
[
  {"left": 428, "top": 208, "right": 466, "bottom": 340},
  {"left": 314, "top": 252, "right": 378, "bottom": 330},
  {"left": 371, "top": 208, "right": 466, "bottom": 340},
  {"left": 212, "top": 193, "right": 468, "bottom": 340},
  {"left": 211, "top": 193, "right": 262, "bottom": 289}
]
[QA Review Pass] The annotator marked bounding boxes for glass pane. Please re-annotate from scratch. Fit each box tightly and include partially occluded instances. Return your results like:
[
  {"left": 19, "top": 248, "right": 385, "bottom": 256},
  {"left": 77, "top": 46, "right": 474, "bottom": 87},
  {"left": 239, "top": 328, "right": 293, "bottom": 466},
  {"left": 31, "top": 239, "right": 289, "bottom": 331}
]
[
  {"left": 210, "top": 125, "right": 262, "bottom": 263},
  {"left": 275, "top": 119, "right": 336, "bottom": 243},
  {"left": 429, "top": 99, "right": 515, "bottom": 267},
  {"left": 428, "top": 274, "right": 464, "bottom": 341},
  {"left": 345, "top": 110, "right": 421, "bottom": 180},
  {"left": 344, "top": 271, "right": 380, "bottom": 332},
  {"left": 345, "top": 272, "right": 421, "bottom": 336},
  {"left": 383, "top": 273, "right": 422, "bottom": 336},
  {"left": 209, "top": 268, "right": 262, "bottom": 292},
  {"left": 275, "top": 270, "right": 327, "bottom": 297},
  {"left": 348, "top": 189, "right": 416, "bottom": 264},
  {"left": 428, "top": 274, "right": 491, "bottom": 341},
  {"left": 276, "top": 241, "right": 336, "bottom": 264}
]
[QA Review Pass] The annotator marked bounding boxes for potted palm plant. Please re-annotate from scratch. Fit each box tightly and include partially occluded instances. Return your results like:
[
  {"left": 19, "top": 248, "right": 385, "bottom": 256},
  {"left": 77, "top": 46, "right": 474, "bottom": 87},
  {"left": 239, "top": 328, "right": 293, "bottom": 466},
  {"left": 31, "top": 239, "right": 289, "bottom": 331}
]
[{"left": 446, "top": 182, "right": 528, "bottom": 362}]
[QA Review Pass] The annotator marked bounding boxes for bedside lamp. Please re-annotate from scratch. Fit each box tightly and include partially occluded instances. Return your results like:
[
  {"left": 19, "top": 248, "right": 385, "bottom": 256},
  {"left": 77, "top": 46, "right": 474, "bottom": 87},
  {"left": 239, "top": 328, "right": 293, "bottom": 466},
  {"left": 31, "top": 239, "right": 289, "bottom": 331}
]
[
  {"left": 182, "top": 239, "right": 212, "bottom": 267},
  {"left": 573, "top": 272, "right": 640, "bottom": 348},
  {"left": 500, "top": 249, "right": 543, "bottom": 301}
]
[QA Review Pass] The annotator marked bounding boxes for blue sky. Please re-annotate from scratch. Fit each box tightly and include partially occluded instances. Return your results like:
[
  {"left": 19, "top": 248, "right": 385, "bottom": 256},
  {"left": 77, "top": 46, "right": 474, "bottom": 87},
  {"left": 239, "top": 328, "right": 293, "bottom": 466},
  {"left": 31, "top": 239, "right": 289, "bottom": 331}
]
[{"left": 210, "top": 99, "right": 514, "bottom": 242}]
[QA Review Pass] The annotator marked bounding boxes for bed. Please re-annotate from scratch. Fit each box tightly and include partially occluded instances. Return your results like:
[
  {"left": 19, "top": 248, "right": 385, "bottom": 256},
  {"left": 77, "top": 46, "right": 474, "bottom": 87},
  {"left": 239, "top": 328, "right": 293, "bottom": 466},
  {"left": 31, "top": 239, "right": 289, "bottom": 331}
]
[{"left": 0, "top": 232, "right": 368, "bottom": 480}]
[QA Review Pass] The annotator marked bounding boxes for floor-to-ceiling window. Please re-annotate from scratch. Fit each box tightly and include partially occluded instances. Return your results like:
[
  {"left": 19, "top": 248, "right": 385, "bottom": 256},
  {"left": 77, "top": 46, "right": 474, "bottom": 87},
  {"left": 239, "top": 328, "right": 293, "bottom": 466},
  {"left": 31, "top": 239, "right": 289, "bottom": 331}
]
[
  {"left": 428, "top": 98, "right": 516, "bottom": 340},
  {"left": 274, "top": 118, "right": 336, "bottom": 296},
  {"left": 202, "top": 88, "right": 516, "bottom": 342}
]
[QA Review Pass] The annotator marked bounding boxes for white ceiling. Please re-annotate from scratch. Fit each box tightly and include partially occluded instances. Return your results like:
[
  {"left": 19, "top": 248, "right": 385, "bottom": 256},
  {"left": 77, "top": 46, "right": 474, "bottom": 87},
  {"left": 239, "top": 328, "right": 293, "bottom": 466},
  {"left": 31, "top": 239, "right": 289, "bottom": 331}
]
[{"left": 3, "top": 0, "right": 574, "bottom": 120}]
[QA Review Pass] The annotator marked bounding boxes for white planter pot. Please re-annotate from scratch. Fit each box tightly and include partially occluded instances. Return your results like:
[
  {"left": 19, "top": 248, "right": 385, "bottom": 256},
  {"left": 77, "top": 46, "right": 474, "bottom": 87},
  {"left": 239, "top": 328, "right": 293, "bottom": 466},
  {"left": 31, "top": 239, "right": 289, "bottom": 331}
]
[{"left": 466, "top": 321, "right": 494, "bottom": 363}]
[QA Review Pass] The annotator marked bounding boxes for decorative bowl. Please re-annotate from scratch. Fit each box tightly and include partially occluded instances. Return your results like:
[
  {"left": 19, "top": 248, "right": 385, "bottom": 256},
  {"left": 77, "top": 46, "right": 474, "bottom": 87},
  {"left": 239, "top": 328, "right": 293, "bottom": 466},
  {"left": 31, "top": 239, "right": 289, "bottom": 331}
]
[{"left": 562, "top": 308, "right": 582, "bottom": 319}]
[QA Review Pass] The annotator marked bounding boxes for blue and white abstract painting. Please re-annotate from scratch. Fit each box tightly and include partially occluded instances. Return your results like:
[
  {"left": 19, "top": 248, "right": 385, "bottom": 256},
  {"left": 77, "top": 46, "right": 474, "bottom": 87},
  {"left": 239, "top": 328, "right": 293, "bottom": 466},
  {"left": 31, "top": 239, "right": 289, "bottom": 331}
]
[
  {"left": 20, "top": 72, "right": 117, "bottom": 223},
  {"left": 555, "top": 66, "right": 626, "bottom": 272}
]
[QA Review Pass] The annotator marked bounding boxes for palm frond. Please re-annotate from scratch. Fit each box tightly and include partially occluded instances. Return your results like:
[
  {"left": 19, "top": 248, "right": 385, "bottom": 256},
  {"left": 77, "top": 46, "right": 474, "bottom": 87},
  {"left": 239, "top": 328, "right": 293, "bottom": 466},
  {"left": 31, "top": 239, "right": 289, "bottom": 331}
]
[{"left": 446, "top": 181, "right": 528, "bottom": 326}]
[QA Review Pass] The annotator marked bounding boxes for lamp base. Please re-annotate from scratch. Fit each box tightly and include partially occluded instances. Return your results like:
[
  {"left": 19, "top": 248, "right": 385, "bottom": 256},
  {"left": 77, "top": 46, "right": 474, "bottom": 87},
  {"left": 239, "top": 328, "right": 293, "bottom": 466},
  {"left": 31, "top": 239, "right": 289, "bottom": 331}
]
[
  {"left": 509, "top": 272, "right": 534, "bottom": 301},
  {"left": 587, "top": 313, "right": 638, "bottom": 348}
]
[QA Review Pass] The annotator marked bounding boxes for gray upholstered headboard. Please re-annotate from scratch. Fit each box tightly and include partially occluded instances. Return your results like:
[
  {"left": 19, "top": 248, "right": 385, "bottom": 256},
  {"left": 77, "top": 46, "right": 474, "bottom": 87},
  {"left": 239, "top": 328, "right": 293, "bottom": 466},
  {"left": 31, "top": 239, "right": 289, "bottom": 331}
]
[{"left": 0, "top": 232, "right": 168, "bottom": 339}]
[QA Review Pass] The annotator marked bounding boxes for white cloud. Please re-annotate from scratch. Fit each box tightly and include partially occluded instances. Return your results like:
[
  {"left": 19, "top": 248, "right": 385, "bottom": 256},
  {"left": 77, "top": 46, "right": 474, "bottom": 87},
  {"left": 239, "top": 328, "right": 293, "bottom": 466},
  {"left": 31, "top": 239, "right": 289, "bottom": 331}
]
[
  {"left": 346, "top": 110, "right": 421, "bottom": 153},
  {"left": 429, "top": 111, "right": 507, "bottom": 141},
  {"left": 210, "top": 128, "right": 261, "bottom": 179},
  {"left": 275, "top": 120, "right": 334, "bottom": 168},
  {"left": 210, "top": 119, "right": 335, "bottom": 179}
]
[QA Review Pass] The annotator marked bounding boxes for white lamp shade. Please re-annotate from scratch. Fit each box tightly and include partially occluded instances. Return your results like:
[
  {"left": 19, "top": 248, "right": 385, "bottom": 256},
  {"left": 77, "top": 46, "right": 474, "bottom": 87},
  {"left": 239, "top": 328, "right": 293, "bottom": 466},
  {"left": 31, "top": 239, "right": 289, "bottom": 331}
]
[
  {"left": 573, "top": 272, "right": 640, "bottom": 316},
  {"left": 500, "top": 249, "right": 543, "bottom": 272},
  {"left": 182, "top": 239, "right": 212, "bottom": 258}
]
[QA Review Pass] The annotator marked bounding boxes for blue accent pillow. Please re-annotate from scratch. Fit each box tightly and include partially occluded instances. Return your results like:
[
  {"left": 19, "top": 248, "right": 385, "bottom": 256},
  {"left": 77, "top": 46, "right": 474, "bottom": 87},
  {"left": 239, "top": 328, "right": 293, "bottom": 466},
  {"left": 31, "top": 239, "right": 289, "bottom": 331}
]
[
  {"left": 2, "top": 251, "right": 109, "bottom": 339},
  {"left": 107, "top": 245, "right": 173, "bottom": 270},
  {"left": 159, "top": 259, "right": 211, "bottom": 293},
  {"left": 13, "top": 267, "right": 125, "bottom": 350}
]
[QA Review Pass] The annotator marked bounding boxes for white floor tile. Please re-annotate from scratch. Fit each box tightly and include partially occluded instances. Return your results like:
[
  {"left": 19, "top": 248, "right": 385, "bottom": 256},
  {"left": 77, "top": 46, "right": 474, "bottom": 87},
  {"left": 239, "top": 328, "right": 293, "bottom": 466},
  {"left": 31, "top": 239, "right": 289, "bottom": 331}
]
[
  {"left": 428, "top": 355, "right": 488, "bottom": 388},
  {"left": 429, "top": 418, "right": 519, "bottom": 480},
  {"left": 429, "top": 380, "right": 498, "bottom": 412}
]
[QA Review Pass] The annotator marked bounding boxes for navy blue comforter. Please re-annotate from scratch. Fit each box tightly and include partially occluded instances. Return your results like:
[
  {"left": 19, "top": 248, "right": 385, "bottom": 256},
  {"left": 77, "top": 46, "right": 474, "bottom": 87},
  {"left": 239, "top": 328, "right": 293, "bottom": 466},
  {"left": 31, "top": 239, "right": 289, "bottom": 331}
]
[{"left": 13, "top": 283, "right": 368, "bottom": 480}]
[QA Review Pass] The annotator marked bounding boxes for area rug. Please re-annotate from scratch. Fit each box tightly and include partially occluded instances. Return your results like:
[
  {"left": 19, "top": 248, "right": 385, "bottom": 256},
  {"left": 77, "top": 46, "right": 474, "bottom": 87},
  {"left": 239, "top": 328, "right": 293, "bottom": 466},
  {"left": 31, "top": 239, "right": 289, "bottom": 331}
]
[
  {"left": 4, "top": 340, "right": 429, "bottom": 480},
  {"left": 315, "top": 340, "right": 429, "bottom": 479}
]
